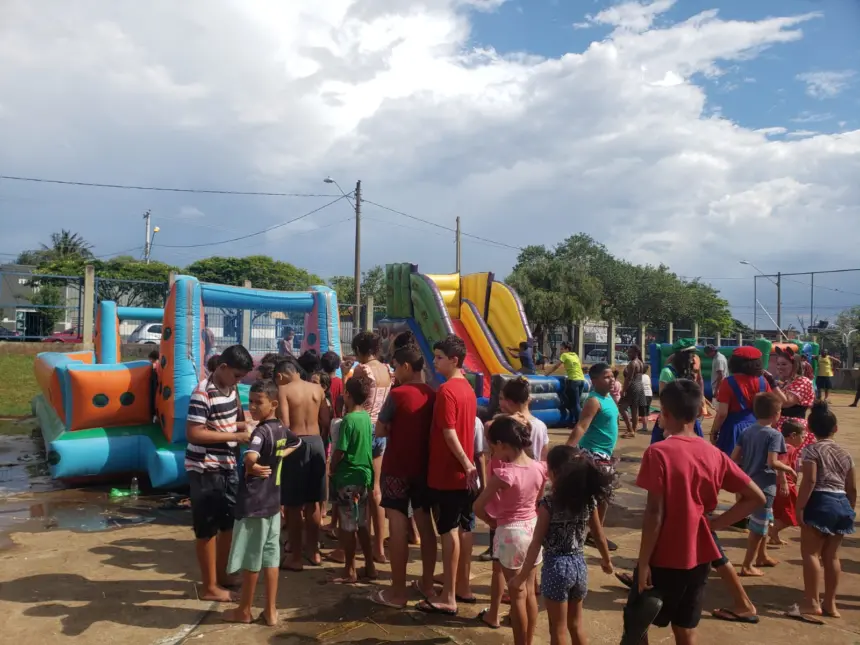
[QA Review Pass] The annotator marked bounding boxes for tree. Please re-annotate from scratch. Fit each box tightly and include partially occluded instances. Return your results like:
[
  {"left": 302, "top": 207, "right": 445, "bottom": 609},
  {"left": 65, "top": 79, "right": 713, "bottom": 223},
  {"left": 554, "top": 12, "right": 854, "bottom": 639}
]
[
  {"left": 507, "top": 245, "right": 602, "bottom": 345},
  {"left": 732, "top": 318, "right": 754, "bottom": 337},
  {"left": 16, "top": 230, "right": 94, "bottom": 266},
  {"left": 15, "top": 249, "right": 50, "bottom": 266},
  {"left": 29, "top": 283, "right": 65, "bottom": 333},
  {"left": 185, "top": 256, "right": 323, "bottom": 292},
  {"left": 328, "top": 265, "right": 387, "bottom": 312}
]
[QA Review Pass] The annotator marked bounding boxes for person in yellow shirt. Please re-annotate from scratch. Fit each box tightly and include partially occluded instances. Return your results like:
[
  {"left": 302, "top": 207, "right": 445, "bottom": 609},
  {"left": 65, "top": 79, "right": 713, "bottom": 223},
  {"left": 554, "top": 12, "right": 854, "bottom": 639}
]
[
  {"left": 555, "top": 342, "right": 586, "bottom": 427},
  {"left": 816, "top": 349, "right": 841, "bottom": 401}
]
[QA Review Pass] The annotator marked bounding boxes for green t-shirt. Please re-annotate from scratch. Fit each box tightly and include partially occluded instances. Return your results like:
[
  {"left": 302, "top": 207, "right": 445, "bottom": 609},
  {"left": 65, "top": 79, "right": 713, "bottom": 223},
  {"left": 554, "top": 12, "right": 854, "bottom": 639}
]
[
  {"left": 559, "top": 352, "right": 585, "bottom": 381},
  {"left": 659, "top": 366, "right": 677, "bottom": 384},
  {"left": 333, "top": 410, "right": 373, "bottom": 489}
]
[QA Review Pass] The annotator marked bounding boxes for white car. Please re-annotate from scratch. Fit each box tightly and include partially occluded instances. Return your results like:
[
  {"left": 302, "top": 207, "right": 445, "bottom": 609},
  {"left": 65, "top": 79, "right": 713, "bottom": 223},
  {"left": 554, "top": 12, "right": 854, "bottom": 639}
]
[
  {"left": 584, "top": 349, "right": 630, "bottom": 365},
  {"left": 128, "top": 322, "right": 163, "bottom": 344}
]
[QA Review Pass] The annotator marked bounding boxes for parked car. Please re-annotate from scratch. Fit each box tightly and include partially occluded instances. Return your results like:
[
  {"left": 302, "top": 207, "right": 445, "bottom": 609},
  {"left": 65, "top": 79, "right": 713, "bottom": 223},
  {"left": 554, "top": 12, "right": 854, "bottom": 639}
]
[
  {"left": 128, "top": 322, "right": 163, "bottom": 344},
  {"left": 41, "top": 329, "right": 83, "bottom": 344},
  {"left": 584, "top": 348, "right": 630, "bottom": 365},
  {"left": 0, "top": 327, "right": 23, "bottom": 341}
]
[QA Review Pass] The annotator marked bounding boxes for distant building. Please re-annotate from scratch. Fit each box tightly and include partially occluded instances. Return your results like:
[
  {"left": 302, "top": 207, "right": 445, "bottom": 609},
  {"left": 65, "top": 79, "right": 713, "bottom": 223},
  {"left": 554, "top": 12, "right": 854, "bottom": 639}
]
[{"left": 0, "top": 264, "right": 80, "bottom": 336}]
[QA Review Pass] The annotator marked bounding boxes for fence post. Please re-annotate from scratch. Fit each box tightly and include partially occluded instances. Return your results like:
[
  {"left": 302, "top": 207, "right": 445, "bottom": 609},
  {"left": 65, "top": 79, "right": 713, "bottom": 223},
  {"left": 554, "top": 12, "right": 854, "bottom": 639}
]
[
  {"left": 607, "top": 319, "right": 616, "bottom": 365},
  {"left": 365, "top": 296, "right": 374, "bottom": 331},
  {"left": 168, "top": 271, "right": 177, "bottom": 287},
  {"left": 693, "top": 322, "right": 699, "bottom": 344},
  {"left": 241, "top": 280, "right": 252, "bottom": 348},
  {"left": 639, "top": 323, "right": 646, "bottom": 353},
  {"left": 668, "top": 322, "right": 674, "bottom": 344},
  {"left": 576, "top": 320, "right": 585, "bottom": 358},
  {"left": 82, "top": 265, "right": 95, "bottom": 349},
  {"left": 715, "top": 331, "right": 722, "bottom": 347},
  {"left": 737, "top": 331, "right": 743, "bottom": 345}
]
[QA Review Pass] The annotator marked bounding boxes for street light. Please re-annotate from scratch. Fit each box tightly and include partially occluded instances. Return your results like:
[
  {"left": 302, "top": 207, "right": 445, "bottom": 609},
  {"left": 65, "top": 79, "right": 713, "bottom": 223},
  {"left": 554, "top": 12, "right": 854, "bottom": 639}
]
[{"left": 324, "top": 177, "right": 362, "bottom": 328}]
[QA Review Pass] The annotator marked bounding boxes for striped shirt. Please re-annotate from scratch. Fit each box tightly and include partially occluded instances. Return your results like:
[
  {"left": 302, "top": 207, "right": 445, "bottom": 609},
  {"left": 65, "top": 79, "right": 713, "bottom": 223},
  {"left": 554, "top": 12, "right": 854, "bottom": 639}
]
[{"left": 185, "top": 379, "right": 240, "bottom": 472}]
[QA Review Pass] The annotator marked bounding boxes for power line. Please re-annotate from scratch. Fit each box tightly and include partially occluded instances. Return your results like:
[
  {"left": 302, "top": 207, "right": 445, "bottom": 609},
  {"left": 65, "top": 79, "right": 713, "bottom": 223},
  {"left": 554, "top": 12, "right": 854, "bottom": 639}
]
[
  {"left": 156, "top": 195, "right": 349, "bottom": 248},
  {"left": 0, "top": 174, "right": 340, "bottom": 198},
  {"left": 363, "top": 199, "right": 524, "bottom": 251}
]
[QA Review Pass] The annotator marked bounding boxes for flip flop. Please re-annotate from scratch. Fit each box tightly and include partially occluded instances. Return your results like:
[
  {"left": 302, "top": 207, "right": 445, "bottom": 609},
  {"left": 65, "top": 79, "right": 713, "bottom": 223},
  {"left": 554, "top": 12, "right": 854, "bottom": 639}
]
[
  {"left": 711, "top": 608, "right": 760, "bottom": 624},
  {"left": 369, "top": 589, "right": 406, "bottom": 609},
  {"left": 416, "top": 599, "right": 458, "bottom": 616},
  {"left": 456, "top": 594, "right": 477, "bottom": 604},
  {"left": 615, "top": 572, "right": 634, "bottom": 588},
  {"left": 477, "top": 608, "right": 500, "bottom": 629},
  {"left": 785, "top": 604, "right": 825, "bottom": 625},
  {"left": 411, "top": 580, "right": 438, "bottom": 600}
]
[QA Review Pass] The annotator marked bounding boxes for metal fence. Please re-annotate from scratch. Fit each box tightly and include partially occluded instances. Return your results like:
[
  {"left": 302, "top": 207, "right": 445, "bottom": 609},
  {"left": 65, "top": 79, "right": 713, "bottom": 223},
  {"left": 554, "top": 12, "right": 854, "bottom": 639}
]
[{"left": 0, "top": 270, "right": 84, "bottom": 340}]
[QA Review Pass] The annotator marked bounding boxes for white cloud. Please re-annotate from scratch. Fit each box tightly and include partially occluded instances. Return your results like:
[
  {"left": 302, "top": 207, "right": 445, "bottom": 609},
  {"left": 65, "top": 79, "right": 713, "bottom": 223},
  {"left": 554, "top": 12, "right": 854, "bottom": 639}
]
[
  {"left": 176, "top": 206, "right": 206, "bottom": 219},
  {"left": 796, "top": 70, "right": 856, "bottom": 98},
  {"left": 791, "top": 111, "right": 833, "bottom": 123},
  {"left": 0, "top": 0, "right": 858, "bottom": 320}
]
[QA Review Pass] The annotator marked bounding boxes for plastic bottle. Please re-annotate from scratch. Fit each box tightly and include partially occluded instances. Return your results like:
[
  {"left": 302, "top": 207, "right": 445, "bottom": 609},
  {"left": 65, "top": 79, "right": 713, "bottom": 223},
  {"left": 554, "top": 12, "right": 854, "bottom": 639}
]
[{"left": 130, "top": 476, "right": 139, "bottom": 499}]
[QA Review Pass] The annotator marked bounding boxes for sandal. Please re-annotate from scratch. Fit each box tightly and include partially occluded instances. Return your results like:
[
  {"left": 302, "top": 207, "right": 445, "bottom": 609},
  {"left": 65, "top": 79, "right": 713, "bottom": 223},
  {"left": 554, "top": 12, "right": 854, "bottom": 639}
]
[
  {"left": 369, "top": 589, "right": 406, "bottom": 609},
  {"left": 477, "top": 608, "right": 500, "bottom": 629}
]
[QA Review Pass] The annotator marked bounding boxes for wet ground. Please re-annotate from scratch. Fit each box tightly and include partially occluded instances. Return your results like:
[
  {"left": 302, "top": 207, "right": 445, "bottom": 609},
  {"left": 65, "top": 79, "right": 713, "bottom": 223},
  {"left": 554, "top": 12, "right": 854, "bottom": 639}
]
[{"left": 1, "top": 395, "right": 859, "bottom": 644}]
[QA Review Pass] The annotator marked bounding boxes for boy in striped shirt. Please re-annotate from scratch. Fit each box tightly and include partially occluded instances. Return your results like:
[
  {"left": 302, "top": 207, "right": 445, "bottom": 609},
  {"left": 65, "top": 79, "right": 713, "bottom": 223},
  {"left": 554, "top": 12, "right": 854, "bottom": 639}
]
[{"left": 186, "top": 344, "right": 255, "bottom": 602}]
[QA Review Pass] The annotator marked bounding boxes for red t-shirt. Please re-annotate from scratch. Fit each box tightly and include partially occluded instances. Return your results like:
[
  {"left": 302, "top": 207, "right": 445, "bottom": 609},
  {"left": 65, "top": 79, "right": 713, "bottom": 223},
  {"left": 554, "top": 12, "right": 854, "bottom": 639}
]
[
  {"left": 379, "top": 383, "right": 436, "bottom": 479},
  {"left": 428, "top": 377, "right": 477, "bottom": 491},
  {"left": 716, "top": 374, "right": 771, "bottom": 413},
  {"left": 329, "top": 376, "right": 344, "bottom": 418},
  {"left": 636, "top": 435, "right": 751, "bottom": 569}
]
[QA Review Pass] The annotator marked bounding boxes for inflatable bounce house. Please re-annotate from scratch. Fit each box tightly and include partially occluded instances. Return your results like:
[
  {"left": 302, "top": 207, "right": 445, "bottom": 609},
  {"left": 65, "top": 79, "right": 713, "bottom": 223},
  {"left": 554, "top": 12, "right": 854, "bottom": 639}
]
[
  {"left": 378, "top": 263, "right": 569, "bottom": 427},
  {"left": 32, "top": 276, "right": 339, "bottom": 488},
  {"left": 649, "top": 338, "right": 820, "bottom": 399}
]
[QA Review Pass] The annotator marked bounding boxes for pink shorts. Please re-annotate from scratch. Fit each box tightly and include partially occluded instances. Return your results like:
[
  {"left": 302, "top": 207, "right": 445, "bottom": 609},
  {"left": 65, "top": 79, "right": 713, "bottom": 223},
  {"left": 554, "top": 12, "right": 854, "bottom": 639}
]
[{"left": 493, "top": 517, "right": 542, "bottom": 570}]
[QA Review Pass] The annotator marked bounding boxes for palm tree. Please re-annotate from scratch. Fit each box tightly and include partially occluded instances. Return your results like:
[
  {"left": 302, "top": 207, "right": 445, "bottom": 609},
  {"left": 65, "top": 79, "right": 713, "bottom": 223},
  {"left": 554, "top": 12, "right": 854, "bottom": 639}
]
[{"left": 39, "top": 230, "right": 94, "bottom": 261}]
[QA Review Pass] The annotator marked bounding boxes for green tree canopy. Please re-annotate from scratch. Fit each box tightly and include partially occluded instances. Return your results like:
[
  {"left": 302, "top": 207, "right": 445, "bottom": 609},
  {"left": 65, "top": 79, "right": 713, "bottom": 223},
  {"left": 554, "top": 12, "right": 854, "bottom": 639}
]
[
  {"left": 328, "top": 265, "right": 387, "bottom": 308},
  {"left": 17, "top": 229, "right": 94, "bottom": 266},
  {"left": 185, "top": 256, "right": 323, "bottom": 291}
]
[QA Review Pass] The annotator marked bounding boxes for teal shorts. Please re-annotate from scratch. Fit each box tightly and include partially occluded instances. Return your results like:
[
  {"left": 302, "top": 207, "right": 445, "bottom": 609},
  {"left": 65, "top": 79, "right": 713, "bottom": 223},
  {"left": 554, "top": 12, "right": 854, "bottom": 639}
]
[{"left": 227, "top": 513, "right": 281, "bottom": 573}]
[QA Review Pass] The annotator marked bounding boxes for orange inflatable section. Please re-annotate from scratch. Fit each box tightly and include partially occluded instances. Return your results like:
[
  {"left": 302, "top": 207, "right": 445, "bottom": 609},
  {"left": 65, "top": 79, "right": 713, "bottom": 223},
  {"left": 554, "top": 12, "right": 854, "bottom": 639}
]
[
  {"left": 156, "top": 289, "right": 177, "bottom": 442},
  {"left": 67, "top": 364, "right": 153, "bottom": 431},
  {"left": 34, "top": 352, "right": 95, "bottom": 423}
]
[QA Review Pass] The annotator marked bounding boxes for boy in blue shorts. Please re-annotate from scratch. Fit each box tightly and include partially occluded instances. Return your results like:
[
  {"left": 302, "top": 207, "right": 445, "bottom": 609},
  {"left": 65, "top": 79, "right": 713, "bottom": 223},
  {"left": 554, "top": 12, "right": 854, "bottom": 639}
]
[
  {"left": 222, "top": 380, "right": 301, "bottom": 625},
  {"left": 732, "top": 391, "right": 795, "bottom": 577}
]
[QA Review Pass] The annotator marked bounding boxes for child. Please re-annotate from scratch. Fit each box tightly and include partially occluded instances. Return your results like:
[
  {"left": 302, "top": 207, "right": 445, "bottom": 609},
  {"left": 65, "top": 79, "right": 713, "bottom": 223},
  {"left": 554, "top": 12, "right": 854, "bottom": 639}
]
[
  {"left": 510, "top": 445, "right": 614, "bottom": 645},
  {"left": 185, "top": 345, "right": 255, "bottom": 603},
  {"left": 320, "top": 351, "right": 344, "bottom": 418},
  {"left": 330, "top": 374, "right": 376, "bottom": 584},
  {"left": 731, "top": 392, "right": 795, "bottom": 577},
  {"left": 789, "top": 401, "right": 856, "bottom": 622},
  {"left": 508, "top": 341, "right": 536, "bottom": 375},
  {"left": 640, "top": 364, "right": 653, "bottom": 433},
  {"left": 769, "top": 419, "right": 804, "bottom": 547},
  {"left": 372, "top": 344, "right": 437, "bottom": 608},
  {"left": 418, "top": 334, "right": 477, "bottom": 617},
  {"left": 567, "top": 363, "right": 620, "bottom": 551},
  {"left": 622, "top": 379, "right": 765, "bottom": 645},
  {"left": 610, "top": 369, "right": 622, "bottom": 404},
  {"left": 473, "top": 415, "right": 547, "bottom": 644},
  {"left": 500, "top": 377, "right": 550, "bottom": 462},
  {"left": 273, "top": 357, "right": 331, "bottom": 571},
  {"left": 221, "top": 380, "right": 301, "bottom": 625}
]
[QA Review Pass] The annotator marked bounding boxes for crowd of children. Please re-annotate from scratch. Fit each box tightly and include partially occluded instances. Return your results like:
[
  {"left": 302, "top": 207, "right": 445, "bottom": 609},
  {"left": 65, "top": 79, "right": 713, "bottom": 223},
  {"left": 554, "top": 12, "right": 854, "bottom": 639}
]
[{"left": 184, "top": 335, "right": 856, "bottom": 643}]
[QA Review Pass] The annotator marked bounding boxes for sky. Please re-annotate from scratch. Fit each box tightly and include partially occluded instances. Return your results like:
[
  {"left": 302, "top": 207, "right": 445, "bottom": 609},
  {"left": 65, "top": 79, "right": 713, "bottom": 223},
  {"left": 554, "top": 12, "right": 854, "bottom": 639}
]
[{"left": 1, "top": 0, "right": 859, "bottom": 328}]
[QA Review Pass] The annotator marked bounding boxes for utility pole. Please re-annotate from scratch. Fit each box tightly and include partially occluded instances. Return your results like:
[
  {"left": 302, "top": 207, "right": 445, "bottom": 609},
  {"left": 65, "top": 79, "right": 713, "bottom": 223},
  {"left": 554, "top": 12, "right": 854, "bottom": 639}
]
[
  {"left": 753, "top": 275, "right": 757, "bottom": 338},
  {"left": 776, "top": 271, "right": 782, "bottom": 330},
  {"left": 809, "top": 272, "right": 815, "bottom": 331},
  {"left": 354, "top": 180, "right": 362, "bottom": 327},
  {"left": 143, "top": 210, "right": 152, "bottom": 264},
  {"left": 455, "top": 216, "right": 461, "bottom": 274}
]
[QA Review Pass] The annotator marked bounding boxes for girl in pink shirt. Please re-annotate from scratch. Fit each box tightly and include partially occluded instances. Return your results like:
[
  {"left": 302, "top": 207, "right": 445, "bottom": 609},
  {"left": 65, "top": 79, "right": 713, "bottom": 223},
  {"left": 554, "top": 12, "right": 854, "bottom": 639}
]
[{"left": 474, "top": 415, "right": 547, "bottom": 644}]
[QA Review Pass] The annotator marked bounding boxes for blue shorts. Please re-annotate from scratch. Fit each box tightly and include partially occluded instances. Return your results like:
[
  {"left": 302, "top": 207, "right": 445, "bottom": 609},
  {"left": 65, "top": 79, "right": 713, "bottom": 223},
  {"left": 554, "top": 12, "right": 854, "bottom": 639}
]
[
  {"left": 804, "top": 491, "right": 856, "bottom": 536},
  {"left": 748, "top": 492, "right": 775, "bottom": 535},
  {"left": 372, "top": 436, "right": 387, "bottom": 458},
  {"left": 540, "top": 553, "right": 588, "bottom": 603}
]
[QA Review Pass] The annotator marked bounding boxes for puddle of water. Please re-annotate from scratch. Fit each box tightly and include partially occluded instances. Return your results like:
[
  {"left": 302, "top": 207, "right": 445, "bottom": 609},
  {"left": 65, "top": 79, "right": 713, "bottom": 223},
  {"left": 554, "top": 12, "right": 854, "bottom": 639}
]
[{"left": 0, "top": 430, "right": 60, "bottom": 496}]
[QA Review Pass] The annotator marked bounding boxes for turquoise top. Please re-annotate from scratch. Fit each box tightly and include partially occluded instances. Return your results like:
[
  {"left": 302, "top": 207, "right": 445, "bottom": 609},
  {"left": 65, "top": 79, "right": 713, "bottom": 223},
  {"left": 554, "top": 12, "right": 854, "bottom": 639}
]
[{"left": 579, "top": 391, "right": 619, "bottom": 457}]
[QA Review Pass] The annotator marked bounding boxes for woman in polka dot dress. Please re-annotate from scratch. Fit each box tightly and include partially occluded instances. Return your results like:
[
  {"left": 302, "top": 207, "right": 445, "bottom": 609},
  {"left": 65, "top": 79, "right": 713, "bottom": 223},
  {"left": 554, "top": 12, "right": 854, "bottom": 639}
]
[
  {"left": 774, "top": 348, "right": 816, "bottom": 468},
  {"left": 509, "top": 446, "right": 614, "bottom": 645}
]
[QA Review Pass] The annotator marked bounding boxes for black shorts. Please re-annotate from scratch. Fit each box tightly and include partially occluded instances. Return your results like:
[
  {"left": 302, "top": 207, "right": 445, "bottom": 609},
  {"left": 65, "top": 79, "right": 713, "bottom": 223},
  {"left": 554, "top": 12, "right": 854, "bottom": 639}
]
[
  {"left": 710, "top": 531, "right": 729, "bottom": 568},
  {"left": 380, "top": 474, "right": 430, "bottom": 516},
  {"left": 281, "top": 435, "right": 327, "bottom": 507},
  {"left": 429, "top": 488, "right": 474, "bottom": 535},
  {"left": 627, "top": 563, "right": 710, "bottom": 629},
  {"left": 816, "top": 376, "right": 832, "bottom": 390},
  {"left": 188, "top": 469, "right": 239, "bottom": 539}
]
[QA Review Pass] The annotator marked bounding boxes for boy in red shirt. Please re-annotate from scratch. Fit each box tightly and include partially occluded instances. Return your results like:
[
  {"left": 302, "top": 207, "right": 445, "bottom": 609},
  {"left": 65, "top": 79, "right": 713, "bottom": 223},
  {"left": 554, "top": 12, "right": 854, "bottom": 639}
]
[
  {"left": 321, "top": 351, "right": 344, "bottom": 418},
  {"left": 417, "top": 334, "right": 478, "bottom": 616},
  {"left": 371, "top": 344, "right": 438, "bottom": 609},
  {"left": 623, "top": 379, "right": 765, "bottom": 645}
]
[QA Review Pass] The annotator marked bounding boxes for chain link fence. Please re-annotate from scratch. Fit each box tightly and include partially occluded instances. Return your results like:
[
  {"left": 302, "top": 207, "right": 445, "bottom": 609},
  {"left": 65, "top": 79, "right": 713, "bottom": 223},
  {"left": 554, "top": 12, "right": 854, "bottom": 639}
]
[{"left": 0, "top": 269, "right": 84, "bottom": 340}]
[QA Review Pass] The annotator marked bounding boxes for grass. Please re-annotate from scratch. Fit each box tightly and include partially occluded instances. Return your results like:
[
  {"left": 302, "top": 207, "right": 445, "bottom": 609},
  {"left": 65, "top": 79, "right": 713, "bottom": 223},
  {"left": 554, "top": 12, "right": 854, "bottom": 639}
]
[{"left": 0, "top": 354, "right": 39, "bottom": 417}]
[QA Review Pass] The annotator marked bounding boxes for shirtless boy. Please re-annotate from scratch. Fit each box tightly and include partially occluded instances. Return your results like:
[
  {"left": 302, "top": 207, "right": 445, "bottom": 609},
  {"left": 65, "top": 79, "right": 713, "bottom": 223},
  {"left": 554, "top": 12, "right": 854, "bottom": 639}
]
[{"left": 274, "top": 357, "right": 332, "bottom": 570}]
